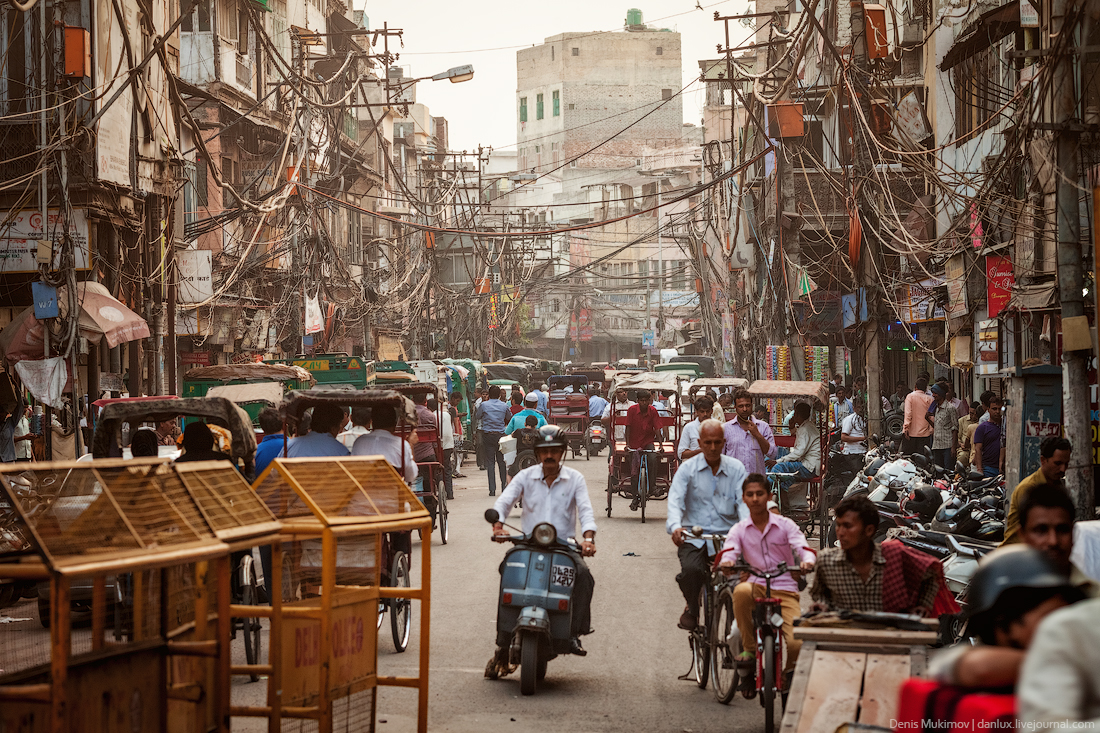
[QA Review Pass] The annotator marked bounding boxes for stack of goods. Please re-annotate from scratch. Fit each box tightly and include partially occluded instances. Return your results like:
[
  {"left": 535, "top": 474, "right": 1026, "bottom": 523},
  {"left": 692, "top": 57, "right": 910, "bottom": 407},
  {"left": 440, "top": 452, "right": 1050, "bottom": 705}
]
[
  {"left": 766, "top": 346, "right": 791, "bottom": 433},
  {"left": 805, "top": 346, "right": 830, "bottom": 383}
]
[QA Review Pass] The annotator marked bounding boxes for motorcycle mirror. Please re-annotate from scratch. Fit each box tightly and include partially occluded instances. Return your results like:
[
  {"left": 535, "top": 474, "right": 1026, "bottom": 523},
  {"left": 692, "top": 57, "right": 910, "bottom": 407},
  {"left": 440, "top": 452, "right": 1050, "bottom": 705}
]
[
  {"left": 484, "top": 508, "right": 500, "bottom": 524},
  {"left": 871, "top": 434, "right": 880, "bottom": 444}
]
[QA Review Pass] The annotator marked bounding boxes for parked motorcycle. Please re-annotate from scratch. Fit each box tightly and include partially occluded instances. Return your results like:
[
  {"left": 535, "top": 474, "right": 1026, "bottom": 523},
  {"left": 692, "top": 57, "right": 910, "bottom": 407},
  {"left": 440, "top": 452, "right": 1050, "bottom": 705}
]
[{"left": 485, "top": 508, "right": 583, "bottom": 695}]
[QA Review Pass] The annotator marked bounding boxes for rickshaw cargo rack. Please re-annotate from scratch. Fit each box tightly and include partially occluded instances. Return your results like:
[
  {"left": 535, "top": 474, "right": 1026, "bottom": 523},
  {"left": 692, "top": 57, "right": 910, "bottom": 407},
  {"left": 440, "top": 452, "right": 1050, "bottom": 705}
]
[{"left": 0, "top": 458, "right": 278, "bottom": 733}]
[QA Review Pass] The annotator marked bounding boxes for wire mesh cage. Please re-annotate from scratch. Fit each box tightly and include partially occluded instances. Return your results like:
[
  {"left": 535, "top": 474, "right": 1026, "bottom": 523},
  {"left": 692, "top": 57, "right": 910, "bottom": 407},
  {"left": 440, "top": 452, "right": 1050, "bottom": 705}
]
[
  {"left": 0, "top": 459, "right": 232, "bottom": 733},
  {"left": 246, "top": 456, "right": 432, "bottom": 733}
]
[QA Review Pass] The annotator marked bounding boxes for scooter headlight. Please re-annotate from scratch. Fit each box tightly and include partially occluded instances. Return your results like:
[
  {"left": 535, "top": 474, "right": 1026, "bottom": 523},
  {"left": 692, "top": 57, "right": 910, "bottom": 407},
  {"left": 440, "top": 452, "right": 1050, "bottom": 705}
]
[{"left": 532, "top": 523, "right": 557, "bottom": 546}]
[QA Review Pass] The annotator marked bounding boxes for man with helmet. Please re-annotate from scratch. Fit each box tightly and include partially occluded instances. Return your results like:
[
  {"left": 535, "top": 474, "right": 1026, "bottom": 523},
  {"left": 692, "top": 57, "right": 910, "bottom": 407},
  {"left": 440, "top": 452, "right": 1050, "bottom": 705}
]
[
  {"left": 927, "top": 545, "right": 1082, "bottom": 688},
  {"left": 491, "top": 424, "right": 597, "bottom": 657}
]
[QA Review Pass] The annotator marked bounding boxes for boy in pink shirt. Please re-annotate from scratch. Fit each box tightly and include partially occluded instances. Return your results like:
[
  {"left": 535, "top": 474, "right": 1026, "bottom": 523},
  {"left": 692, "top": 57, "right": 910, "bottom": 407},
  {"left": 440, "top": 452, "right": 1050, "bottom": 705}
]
[{"left": 719, "top": 474, "right": 815, "bottom": 691}]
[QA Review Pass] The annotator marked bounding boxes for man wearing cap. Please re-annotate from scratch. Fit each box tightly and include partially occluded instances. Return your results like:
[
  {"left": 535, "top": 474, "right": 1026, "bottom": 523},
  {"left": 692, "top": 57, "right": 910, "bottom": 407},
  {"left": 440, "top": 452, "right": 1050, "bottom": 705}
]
[
  {"left": 533, "top": 383, "right": 550, "bottom": 417},
  {"left": 505, "top": 393, "right": 548, "bottom": 435}
]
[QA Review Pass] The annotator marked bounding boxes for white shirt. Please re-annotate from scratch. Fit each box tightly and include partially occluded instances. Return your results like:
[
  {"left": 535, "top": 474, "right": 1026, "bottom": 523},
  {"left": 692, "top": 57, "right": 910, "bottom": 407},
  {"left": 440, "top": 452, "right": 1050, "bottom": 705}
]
[
  {"left": 1019, "top": 597, "right": 1100, "bottom": 726},
  {"left": 337, "top": 425, "right": 369, "bottom": 451},
  {"left": 602, "top": 400, "right": 636, "bottom": 440},
  {"left": 678, "top": 418, "right": 704, "bottom": 459},
  {"left": 493, "top": 464, "right": 598, "bottom": 540},
  {"left": 440, "top": 410, "right": 455, "bottom": 450},
  {"left": 786, "top": 420, "right": 821, "bottom": 474},
  {"left": 840, "top": 412, "right": 867, "bottom": 455},
  {"left": 14, "top": 416, "right": 32, "bottom": 460},
  {"left": 350, "top": 430, "right": 418, "bottom": 484}
]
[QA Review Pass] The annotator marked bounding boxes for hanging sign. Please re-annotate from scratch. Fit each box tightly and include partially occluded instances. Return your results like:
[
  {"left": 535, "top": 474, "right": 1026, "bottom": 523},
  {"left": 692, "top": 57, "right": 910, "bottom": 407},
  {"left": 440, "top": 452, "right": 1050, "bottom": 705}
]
[{"left": 986, "top": 255, "right": 1014, "bottom": 319}]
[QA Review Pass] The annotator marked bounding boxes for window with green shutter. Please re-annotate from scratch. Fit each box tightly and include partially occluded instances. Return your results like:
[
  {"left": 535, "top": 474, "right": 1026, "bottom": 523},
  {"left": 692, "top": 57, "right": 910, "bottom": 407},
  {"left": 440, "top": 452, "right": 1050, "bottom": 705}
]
[
  {"left": 553, "top": 90, "right": 560, "bottom": 116},
  {"left": 520, "top": 97, "right": 527, "bottom": 122},
  {"left": 536, "top": 93, "right": 544, "bottom": 120}
]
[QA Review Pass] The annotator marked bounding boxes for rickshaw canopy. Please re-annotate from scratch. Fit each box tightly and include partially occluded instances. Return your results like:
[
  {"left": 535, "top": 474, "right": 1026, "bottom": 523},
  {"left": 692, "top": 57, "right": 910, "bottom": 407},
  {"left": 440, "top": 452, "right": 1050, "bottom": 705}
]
[
  {"left": 207, "top": 381, "right": 284, "bottom": 407},
  {"left": 91, "top": 396, "right": 257, "bottom": 466},
  {"left": 690, "top": 377, "right": 750, "bottom": 391},
  {"left": 279, "top": 389, "right": 417, "bottom": 428},
  {"left": 548, "top": 374, "right": 589, "bottom": 391},
  {"left": 607, "top": 370, "right": 683, "bottom": 397},
  {"left": 747, "top": 380, "right": 830, "bottom": 410}
]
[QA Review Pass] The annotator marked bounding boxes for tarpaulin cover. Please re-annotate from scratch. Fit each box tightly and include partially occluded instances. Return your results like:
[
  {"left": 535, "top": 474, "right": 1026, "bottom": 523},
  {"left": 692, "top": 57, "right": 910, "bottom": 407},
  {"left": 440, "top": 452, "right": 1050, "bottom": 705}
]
[{"left": 184, "top": 363, "right": 313, "bottom": 383}]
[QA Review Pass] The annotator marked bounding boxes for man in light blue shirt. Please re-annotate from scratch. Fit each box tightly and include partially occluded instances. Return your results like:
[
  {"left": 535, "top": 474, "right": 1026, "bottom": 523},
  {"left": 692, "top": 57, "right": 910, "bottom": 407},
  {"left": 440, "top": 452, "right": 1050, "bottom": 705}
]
[
  {"left": 667, "top": 420, "right": 749, "bottom": 630},
  {"left": 505, "top": 393, "right": 547, "bottom": 434},
  {"left": 532, "top": 383, "right": 550, "bottom": 417},
  {"left": 476, "top": 385, "right": 512, "bottom": 496},
  {"left": 287, "top": 404, "right": 350, "bottom": 458},
  {"left": 588, "top": 387, "right": 609, "bottom": 419}
]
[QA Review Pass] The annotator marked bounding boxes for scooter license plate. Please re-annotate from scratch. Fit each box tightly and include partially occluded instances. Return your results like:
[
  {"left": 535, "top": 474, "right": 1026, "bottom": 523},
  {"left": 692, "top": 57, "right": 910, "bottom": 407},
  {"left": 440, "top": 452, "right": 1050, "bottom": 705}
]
[
  {"left": 550, "top": 565, "right": 575, "bottom": 588},
  {"left": 591, "top": 438, "right": 602, "bottom": 444}
]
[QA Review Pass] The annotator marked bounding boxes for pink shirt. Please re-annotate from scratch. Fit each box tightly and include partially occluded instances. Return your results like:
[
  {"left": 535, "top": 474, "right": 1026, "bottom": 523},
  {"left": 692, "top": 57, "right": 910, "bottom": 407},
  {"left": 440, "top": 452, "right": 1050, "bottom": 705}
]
[
  {"left": 903, "top": 391, "right": 934, "bottom": 438},
  {"left": 719, "top": 513, "right": 815, "bottom": 593}
]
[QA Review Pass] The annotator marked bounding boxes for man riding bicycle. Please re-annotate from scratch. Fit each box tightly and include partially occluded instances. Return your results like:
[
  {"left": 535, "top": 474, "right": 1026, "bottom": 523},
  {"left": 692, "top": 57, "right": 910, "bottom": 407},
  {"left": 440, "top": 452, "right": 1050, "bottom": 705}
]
[
  {"left": 666, "top": 419, "right": 749, "bottom": 631},
  {"left": 625, "top": 389, "right": 661, "bottom": 512},
  {"left": 718, "top": 474, "right": 815, "bottom": 692}
]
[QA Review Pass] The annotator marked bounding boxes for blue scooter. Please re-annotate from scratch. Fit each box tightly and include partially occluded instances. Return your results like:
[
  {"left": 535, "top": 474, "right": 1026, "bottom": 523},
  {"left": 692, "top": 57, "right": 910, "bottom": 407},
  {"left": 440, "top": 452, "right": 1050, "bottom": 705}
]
[{"left": 485, "top": 508, "right": 579, "bottom": 695}]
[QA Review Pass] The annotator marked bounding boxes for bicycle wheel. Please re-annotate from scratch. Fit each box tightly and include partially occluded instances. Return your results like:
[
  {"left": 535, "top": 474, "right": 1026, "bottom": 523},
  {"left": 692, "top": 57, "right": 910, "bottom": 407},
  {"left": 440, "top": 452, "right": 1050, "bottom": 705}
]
[
  {"left": 710, "top": 587, "right": 739, "bottom": 704},
  {"left": 605, "top": 473, "right": 614, "bottom": 518},
  {"left": 639, "top": 459, "right": 648, "bottom": 524},
  {"left": 390, "top": 552, "right": 412, "bottom": 652},
  {"left": 762, "top": 634, "right": 777, "bottom": 733},
  {"left": 438, "top": 489, "right": 449, "bottom": 545},
  {"left": 239, "top": 557, "right": 262, "bottom": 682},
  {"left": 692, "top": 586, "right": 709, "bottom": 689}
]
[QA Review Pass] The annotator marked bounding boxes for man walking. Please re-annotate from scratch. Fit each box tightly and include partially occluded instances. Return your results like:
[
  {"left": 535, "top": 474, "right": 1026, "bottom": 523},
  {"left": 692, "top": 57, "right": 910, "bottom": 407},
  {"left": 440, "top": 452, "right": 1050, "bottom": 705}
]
[
  {"left": 972, "top": 395, "right": 1005, "bottom": 477},
  {"left": 929, "top": 384, "right": 958, "bottom": 470},
  {"left": 476, "top": 385, "right": 511, "bottom": 496},
  {"left": 902, "top": 376, "right": 934, "bottom": 455}
]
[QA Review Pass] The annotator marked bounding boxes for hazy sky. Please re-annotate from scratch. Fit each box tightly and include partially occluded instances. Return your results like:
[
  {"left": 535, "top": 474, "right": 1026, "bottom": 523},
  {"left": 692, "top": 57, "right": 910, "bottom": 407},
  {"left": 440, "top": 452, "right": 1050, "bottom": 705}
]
[{"left": 363, "top": 0, "right": 754, "bottom": 154}]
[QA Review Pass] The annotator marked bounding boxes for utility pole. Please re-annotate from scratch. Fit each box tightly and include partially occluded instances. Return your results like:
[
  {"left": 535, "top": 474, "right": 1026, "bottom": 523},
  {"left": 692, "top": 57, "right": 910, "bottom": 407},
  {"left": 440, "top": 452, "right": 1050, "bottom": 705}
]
[
  {"left": 1051, "top": 0, "right": 1093, "bottom": 518},
  {"left": 849, "top": 1, "right": 884, "bottom": 435}
]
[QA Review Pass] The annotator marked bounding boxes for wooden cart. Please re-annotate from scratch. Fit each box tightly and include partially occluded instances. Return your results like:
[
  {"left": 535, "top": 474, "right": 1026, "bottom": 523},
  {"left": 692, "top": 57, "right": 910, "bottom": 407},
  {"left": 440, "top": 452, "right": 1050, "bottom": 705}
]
[
  {"left": 251, "top": 455, "right": 433, "bottom": 733},
  {"left": 781, "top": 624, "right": 937, "bottom": 733},
  {"left": 0, "top": 459, "right": 233, "bottom": 733}
]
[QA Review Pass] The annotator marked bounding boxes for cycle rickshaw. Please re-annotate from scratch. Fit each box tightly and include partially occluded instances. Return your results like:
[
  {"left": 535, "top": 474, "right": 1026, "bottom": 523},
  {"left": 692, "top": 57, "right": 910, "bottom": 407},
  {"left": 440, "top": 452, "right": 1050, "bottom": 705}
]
[
  {"left": 605, "top": 371, "right": 683, "bottom": 522},
  {"left": 89, "top": 396, "right": 265, "bottom": 666},
  {"left": 276, "top": 388, "right": 431, "bottom": 652},
  {"left": 389, "top": 381, "right": 450, "bottom": 544},
  {"left": 745, "top": 380, "right": 831, "bottom": 541},
  {"left": 547, "top": 374, "right": 590, "bottom": 459},
  {"left": 687, "top": 377, "right": 750, "bottom": 421}
]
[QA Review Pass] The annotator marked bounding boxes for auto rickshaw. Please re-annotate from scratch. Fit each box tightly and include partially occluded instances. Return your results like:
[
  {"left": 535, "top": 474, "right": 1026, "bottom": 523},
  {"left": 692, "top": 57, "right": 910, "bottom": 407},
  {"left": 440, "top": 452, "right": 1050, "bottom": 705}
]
[{"left": 746, "top": 380, "right": 831, "bottom": 542}]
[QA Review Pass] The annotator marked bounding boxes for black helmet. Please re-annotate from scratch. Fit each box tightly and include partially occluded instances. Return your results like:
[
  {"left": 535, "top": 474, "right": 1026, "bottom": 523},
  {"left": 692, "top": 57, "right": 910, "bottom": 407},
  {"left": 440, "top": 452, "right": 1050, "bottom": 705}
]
[
  {"left": 865, "top": 457, "right": 887, "bottom": 477},
  {"left": 965, "top": 545, "right": 1077, "bottom": 643},
  {"left": 901, "top": 483, "right": 940, "bottom": 520},
  {"left": 533, "top": 424, "right": 568, "bottom": 450}
]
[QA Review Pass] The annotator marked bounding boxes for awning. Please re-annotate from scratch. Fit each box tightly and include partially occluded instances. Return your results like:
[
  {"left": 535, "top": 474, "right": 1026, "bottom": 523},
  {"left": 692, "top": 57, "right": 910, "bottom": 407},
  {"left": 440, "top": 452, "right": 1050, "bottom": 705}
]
[
  {"left": 1004, "top": 282, "right": 1058, "bottom": 312},
  {"left": 0, "top": 282, "right": 149, "bottom": 367},
  {"left": 940, "top": 1, "right": 1021, "bottom": 71}
]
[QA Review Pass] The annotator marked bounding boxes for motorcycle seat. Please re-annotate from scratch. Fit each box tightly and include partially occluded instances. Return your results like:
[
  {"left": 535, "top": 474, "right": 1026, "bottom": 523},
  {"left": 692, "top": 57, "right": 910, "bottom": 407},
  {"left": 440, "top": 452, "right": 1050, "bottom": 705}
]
[{"left": 877, "top": 500, "right": 900, "bottom": 513}]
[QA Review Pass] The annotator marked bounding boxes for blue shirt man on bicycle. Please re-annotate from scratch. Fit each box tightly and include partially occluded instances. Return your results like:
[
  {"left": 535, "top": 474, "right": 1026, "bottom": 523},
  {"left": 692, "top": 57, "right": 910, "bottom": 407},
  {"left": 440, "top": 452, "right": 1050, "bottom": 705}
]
[{"left": 667, "top": 419, "right": 749, "bottom": 631}]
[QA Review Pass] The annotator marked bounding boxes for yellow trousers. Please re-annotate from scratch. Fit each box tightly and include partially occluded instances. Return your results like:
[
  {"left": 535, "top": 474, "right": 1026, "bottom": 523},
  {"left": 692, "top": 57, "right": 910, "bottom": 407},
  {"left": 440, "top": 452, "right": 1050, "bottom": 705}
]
[{"left": 732, "top": 581, "right": 802, "bottom": 673}]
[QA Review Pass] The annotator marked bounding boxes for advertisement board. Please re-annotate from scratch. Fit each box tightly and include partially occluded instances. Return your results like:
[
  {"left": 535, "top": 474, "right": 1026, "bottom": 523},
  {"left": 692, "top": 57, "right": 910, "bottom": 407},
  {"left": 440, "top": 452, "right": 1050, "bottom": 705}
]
[{"left": 0, "top": 209, "right": 90, "bottom": 273}]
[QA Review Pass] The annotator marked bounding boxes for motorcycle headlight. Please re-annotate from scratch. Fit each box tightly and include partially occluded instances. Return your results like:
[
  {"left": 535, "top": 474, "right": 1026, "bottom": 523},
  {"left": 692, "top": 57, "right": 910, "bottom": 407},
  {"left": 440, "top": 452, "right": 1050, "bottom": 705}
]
[{"left": 532, "top": 523, "right": 557, "bottom": 546}]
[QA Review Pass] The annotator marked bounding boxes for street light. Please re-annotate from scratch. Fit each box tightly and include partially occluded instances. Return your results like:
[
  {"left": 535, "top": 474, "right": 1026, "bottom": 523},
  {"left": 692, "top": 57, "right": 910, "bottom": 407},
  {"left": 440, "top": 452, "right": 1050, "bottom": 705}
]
[{"left": 430, "top": 64, "right": 475, "bottom": 83}]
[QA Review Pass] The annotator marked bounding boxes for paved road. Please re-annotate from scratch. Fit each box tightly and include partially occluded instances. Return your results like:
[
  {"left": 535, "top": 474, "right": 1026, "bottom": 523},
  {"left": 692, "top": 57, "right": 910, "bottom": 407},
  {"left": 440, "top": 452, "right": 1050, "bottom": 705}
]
[{"left": 366, "top": 452, "right": 769, "bottom": 733}]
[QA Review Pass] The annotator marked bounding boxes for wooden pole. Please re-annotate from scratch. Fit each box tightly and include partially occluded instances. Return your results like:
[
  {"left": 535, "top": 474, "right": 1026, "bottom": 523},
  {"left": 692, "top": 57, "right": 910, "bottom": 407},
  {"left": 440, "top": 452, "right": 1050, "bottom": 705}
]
[
  {"left": 319, "top": 528, "right": 335, "bottom": 733},
  {"left": 268, "top": 541, "right": 283, "bottom": 733},
  {"left": 417, "top": 521, "right": 431, "bottom": 733},
  {"left": 49, "top": 575, "right": 70, "bottom": 733},
  {"left": 215, "top": 556, "right": 231, "bottom": 733}
]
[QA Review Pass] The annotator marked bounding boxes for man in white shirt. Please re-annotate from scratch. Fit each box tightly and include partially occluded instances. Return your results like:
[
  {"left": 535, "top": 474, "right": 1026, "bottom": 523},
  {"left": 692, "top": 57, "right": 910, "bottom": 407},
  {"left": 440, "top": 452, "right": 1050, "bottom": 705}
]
[
  {"left": 431, "top": 396, "right": 455, "bottom": 500},
  {"left": 678, "top": 395, "right": 714, "bottom": 460},
  {"left": 840, "top": 397, "right": 867, "bottom": 456},
  {"left": 767, "top": 402, "right": 820, "bottom": 491},
  {"left": 490, "top": 425, "right": 597, "bottom": 663},
  {"left": 351, "top": 405, "right": 417, "bottom": 484},
  {"left": 338, "top": 406, "right": 371, "bottom": 451},
  {"left": 602, "top": 388, "right": 635, "bottom": 441}
]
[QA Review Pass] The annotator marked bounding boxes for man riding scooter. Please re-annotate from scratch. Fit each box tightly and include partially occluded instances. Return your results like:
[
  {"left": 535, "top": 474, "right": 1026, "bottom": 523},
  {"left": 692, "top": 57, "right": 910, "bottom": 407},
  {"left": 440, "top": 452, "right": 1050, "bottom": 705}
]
[{"left": 487, "top": 425, "right": 598, "bottom": 678}]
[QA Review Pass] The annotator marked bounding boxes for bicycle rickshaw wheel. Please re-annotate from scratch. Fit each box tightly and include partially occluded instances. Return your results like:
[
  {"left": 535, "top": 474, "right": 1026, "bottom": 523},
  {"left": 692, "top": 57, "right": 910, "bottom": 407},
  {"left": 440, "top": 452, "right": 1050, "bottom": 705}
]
[
  {"left": 240, "top": 556, "right": 262, "bottom": 681},
  {"left": 391, "top": 552, "right": 412, "bottom": 652},
  {"left": 692, "top": 586, "right": 709, "bottom": 689},
  {"left": 710, "top": 588, "right": 739, "bottom": 703},
  {"left": 605, "top": 474, "right": 614, "bottom": 518},
  {"left": 438, "top": 489, "right": 449, "bottom": 545},
  {"left": 762, "top": 634, "right": 777, "bottom": 733},
  {"left": 639, "top": 461, "right": 648, "bottom": 524}
]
